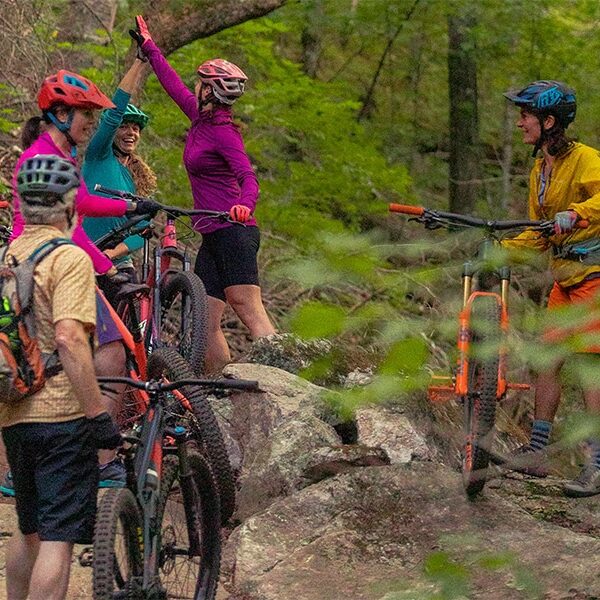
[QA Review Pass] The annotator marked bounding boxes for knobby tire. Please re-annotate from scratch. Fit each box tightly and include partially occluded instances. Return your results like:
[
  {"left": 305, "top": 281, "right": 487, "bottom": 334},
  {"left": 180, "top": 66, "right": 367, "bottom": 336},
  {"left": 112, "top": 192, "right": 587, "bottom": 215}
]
[
  {"left": 157, "top": 451, "right": 221, "bottom": 600},
  {"left": 147, "top": 348, "right": 236, "bottom": 524},
  {"left": 462, "top": 295, "right": 502, "bottom": 498},
  {"left": 92, "top": 488, "right": 143, "bottom": 599},
  {"left": 159, "top": 271, "right": 209, "bottom": 376}
]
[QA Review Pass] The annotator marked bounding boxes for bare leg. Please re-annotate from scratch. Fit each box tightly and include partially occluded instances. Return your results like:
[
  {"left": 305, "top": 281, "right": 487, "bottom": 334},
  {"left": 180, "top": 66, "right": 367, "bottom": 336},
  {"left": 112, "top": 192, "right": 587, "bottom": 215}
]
[
  {"left": 29, "top": 541, "right": 73, "bottom": 600},
  {"left": 533, "top": 359, "right": 564, "bottom": 422},
  {"left": 225, "top": 284, "right": 275, "bottom": 338},
  {"left": 6, "top": 531, "right": 39, "bottom": 600},
  {"left": 94, "top": 340, "right": 126, "bottom": 465},
  {"left": 580, "top": 354, "right": 600, "bottom": 413},
  {"left": 205, "top": 296, "right": 230, "bottom": 374}
]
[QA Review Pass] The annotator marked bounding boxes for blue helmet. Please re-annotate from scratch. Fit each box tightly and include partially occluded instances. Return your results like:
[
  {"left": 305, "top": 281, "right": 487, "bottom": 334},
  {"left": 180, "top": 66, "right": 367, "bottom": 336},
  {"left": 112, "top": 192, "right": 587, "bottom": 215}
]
[{"left": 503, "top": 80, "right": 576, "bottom": 128}]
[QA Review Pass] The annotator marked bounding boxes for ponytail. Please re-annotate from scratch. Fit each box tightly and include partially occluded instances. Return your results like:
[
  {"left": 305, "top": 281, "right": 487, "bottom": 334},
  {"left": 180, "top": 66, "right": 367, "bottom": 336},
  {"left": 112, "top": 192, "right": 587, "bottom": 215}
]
[{"left": 21, "top": 116, "right": 44, "bottom": 149}]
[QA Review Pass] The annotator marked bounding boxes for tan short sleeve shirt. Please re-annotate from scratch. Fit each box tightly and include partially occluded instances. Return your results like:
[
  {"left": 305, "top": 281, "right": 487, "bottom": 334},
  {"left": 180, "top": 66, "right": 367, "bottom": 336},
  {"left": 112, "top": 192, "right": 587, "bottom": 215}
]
[{"left": 0, "top": 225, "right": 96, "bottom": 427}]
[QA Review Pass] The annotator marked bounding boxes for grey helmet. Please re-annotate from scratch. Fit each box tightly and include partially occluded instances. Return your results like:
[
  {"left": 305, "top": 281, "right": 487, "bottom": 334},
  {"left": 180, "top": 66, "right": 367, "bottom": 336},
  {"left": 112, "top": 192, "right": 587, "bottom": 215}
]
[{"left": 17, "top": 154, "right": 79, "bottom": 205}]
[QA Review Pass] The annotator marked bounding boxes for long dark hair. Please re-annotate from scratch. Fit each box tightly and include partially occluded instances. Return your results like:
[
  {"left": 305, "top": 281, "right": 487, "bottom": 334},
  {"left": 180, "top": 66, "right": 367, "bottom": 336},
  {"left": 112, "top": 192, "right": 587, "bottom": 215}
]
[
  {"left": 545, "top": 122, "right": 574, "bottom": 157},
  {"left": 21, "top": 116, "right": 44, "bottom": 149},
  {"left": 20, "top": 103, "right": 70, "bottom": 149}
]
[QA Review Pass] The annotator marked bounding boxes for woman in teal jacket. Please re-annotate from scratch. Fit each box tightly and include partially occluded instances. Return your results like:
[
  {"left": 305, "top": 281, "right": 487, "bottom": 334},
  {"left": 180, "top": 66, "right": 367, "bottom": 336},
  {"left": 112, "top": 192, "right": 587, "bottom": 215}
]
[{"left": 82, "top": 58, "right": 156, "bottom": 298}]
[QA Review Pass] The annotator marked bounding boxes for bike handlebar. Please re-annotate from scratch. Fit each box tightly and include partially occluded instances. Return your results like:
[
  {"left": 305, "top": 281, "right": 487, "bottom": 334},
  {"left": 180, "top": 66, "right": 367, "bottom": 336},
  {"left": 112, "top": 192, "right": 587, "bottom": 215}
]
[
  {"left": 94, "top": 184, "right": 235, "bottom": 220},
  {"left": 97, "top": 375, "right": 260, "bottom": 392},
  {"left": 389, "top": 203, "right": 589, "bottom": 232}
]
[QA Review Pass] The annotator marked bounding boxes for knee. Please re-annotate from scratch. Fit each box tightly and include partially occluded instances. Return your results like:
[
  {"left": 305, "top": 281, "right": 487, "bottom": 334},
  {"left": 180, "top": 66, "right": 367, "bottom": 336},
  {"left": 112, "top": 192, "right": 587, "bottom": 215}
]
[{"left": 94, "top": 341, "right": 126, "bottom": 376}]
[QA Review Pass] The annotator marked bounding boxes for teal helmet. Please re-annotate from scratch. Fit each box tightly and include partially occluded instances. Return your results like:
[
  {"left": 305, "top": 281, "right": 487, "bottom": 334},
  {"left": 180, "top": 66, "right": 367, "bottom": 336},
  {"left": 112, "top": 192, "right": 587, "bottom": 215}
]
[{"left": 122, "top": 104, "right": 149, "bottom": 129}]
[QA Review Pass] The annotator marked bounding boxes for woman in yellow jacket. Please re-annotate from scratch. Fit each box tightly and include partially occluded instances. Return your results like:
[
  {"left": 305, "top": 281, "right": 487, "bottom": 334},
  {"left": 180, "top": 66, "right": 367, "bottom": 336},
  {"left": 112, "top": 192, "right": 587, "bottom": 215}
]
[{"left": 503, "top": 80, "right": 600, "bottom": 497}]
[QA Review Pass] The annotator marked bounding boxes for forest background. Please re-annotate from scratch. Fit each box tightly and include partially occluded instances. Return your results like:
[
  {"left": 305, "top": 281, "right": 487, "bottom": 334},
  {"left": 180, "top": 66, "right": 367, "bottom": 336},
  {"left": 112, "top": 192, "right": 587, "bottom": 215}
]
[{"left": 1, "top": 0, "right": 600, "bottom": 419}]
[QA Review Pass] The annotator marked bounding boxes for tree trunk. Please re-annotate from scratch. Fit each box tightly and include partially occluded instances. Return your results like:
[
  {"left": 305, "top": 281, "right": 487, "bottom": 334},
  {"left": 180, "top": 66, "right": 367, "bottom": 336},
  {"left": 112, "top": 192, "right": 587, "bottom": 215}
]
[
  {"left": 60, "top": 0, "right": 118, "bottom": 42},
  {"left": 135, "top": 0, "right": 288, "bottom": 58},
  {"left": 500, "top": 96, "right": 514, "bottom": 211},
  {"left": 301, "top": 0, "right": 324, "bottom": 78},
  {"left": 447, "top": 14, "right": 481, "bottom": 214},
  {"left": 125, "top": 0, "right": 288, "bottom": 98}
]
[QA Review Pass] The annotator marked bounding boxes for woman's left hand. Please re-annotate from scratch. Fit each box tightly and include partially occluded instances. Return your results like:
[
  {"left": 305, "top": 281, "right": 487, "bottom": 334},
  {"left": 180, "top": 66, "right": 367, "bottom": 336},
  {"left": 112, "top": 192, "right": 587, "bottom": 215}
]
[
  {"left": 129, "top": 15, "right": 152, "bottom": 60},
  {"left": 230, "top": 205, "right": 252, "bottom": 223}
]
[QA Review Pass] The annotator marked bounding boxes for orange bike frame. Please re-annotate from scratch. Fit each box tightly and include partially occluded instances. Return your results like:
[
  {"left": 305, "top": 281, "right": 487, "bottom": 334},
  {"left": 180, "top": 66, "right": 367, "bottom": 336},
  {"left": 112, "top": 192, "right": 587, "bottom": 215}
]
[{"left": 454, "top": 282, "right": 509, "bottom": 400}]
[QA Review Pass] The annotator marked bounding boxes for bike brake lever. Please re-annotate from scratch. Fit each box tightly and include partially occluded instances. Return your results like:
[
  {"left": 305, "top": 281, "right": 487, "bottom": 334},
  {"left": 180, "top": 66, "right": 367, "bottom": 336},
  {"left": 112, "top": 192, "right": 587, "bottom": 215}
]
[{"left": 418, "top": 217, "right": 443, "bottom": 230}]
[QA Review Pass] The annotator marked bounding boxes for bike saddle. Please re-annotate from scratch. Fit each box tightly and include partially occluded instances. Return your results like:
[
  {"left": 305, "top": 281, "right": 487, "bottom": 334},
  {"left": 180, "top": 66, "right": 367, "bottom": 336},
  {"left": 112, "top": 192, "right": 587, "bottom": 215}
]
[{"left": 114, "top": 282, "right": 150, "bottom": 302}]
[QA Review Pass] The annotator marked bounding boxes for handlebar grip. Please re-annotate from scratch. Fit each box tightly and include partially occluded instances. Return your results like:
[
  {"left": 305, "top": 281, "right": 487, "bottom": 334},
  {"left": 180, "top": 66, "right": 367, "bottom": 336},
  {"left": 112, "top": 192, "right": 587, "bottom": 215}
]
[
  {"left": 0, "top": 200, "right": 9, "bottom": 209},
  {"left": 388, "top": 203, "right": 425, "bottom": 216}
]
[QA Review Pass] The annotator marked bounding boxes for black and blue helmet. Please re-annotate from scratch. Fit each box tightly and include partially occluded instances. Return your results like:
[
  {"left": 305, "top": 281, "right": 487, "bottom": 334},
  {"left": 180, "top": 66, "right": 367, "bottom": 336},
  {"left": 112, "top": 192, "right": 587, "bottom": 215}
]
[{"left": 503, "top": 80, "right": 577, "bottom": 128}]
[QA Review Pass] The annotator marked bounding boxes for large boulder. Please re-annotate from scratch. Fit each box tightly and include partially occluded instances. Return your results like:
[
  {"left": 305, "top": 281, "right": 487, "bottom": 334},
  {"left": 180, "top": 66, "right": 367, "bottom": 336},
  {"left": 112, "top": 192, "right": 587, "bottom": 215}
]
[
  {"left": 222, "top": 363, "right": 338, "bottom": 469},
  {"left": 222, "top": 462, "right": 600, "bottom": 600},
  {"left": 356, "top": 406, "right": 436, "bottom": 464},
  {"left": 235, "top": 412, "right": 341, "bottom": 520}
]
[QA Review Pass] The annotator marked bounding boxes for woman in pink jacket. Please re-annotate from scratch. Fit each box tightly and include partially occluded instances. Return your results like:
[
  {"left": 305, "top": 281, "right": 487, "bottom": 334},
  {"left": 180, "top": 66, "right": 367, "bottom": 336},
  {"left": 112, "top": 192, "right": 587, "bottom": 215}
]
[{"left": 131, "top": 17, "right": 276, "bottom": 373}]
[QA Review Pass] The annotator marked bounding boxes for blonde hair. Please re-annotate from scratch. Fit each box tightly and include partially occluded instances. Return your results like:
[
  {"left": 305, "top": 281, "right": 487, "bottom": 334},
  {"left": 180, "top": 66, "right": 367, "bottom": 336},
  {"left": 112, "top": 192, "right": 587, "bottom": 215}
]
[{"left": 128, "top": 153, "right": 157, "bottom": 197}]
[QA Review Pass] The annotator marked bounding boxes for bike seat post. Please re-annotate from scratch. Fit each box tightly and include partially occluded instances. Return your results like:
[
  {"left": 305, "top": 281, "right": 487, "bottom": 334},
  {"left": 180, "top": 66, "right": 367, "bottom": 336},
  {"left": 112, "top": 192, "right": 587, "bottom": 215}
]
[
  {"left": 499, "top": 265, "right": 511, "bottom": 309},
  {"left": 462, "top": 261, "right": 475, "bottom": 307}
]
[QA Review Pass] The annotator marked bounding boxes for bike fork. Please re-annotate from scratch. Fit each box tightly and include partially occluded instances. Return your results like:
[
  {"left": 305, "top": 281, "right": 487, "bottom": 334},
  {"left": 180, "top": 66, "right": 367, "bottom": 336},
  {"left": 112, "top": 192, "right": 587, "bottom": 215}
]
[{"left": 175, "top": 431, "right": 203, "bottom": 557}]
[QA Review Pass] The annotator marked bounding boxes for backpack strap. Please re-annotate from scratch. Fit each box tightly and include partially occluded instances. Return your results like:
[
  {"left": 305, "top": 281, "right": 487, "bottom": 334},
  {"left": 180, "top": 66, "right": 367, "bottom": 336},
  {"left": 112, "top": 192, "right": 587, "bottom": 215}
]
[
  {"left": 19, "top": 238, "right": 75, "bottom": 315},
  {"left": 27, "top": 238, "right": 74, "bottom": 264}
]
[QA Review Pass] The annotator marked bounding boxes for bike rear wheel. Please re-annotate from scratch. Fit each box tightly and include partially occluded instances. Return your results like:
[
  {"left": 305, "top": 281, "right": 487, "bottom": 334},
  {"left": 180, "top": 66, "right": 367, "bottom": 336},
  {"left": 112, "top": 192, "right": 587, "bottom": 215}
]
[
  {"left": 147, "top": 347, "right": 236, "bottom": 524},
  {"left": 158, "top": 451, "right": 221, "bottom": 600},
  {"left": 159, "top": 271, "right": 209, "bottom": 376},
  {"left": 92, "top": 488, "right": 143, "bottom": 599},
  {"left": 462, "top": 295, "right": 502, "bottom": 498}
]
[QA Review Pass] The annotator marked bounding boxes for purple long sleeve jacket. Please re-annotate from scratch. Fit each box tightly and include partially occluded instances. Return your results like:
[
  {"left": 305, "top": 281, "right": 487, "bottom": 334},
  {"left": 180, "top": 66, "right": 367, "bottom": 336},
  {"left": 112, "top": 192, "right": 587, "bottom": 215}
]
[{"left": 144, "top": 40, "right": 259, "bottom": 233}]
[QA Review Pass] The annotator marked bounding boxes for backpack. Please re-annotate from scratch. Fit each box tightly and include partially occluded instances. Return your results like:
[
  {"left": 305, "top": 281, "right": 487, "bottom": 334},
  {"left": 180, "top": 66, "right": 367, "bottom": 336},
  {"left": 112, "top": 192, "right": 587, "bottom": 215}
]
[{"left": 0, "top": 238, "right": 72, "bottom": 404}]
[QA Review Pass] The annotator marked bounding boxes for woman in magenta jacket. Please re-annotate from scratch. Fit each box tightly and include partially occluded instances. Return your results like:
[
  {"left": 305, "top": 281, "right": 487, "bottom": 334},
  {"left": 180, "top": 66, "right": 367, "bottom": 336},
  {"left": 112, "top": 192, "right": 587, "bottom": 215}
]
[{"left": 132, "top": 16, "right": 275, "bottom": 373}]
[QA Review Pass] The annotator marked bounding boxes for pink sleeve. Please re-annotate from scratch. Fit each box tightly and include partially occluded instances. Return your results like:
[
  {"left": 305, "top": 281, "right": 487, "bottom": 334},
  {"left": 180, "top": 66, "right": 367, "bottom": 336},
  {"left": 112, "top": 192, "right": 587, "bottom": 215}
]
[
  {"left": 72, "top": 220, "right": 113, "bottom": 274},
  {"left": 144, "top": 40, "right": 199, "bottom": 122},
  {"left": 75, "top": 178, "right": 127, "bottom": 217},
  {"left": 10, "top": 156, "right": 24, "bottom": 241}
]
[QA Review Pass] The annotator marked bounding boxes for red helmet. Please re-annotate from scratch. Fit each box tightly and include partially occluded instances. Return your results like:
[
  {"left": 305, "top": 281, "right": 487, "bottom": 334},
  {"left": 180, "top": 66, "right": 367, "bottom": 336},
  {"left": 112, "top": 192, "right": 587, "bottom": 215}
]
[
  {"left": 197, "top": 59, "right": 248, "bottom": 105},
  {"left": 37, "top": 69, "right": 115, "bottom": 111}
]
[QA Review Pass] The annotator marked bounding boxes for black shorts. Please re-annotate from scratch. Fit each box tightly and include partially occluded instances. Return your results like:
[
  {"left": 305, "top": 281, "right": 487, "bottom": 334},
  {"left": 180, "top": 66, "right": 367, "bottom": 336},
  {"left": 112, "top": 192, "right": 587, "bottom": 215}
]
[
  {"left": 2, "top": 418, "right": 98, "bottom": 544},
  {"left": 195, "top": 225, "right": 261, "bottom": 301}
]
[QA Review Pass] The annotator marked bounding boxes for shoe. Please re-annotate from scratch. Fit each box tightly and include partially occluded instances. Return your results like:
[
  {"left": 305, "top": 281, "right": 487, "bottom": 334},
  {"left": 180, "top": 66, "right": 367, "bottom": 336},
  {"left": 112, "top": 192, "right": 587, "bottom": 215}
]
[
  {"left": 501, "top": 444, "right": 549, "bottom": 478},
  {"left": 0, "top": 471, "right": 15, "bottom": 497},
  {"left": 563, "top": 463, "right": 600, "bottom": 497},
  {"left": 99, "top": 459, "right": 126, "bottom": 488}
]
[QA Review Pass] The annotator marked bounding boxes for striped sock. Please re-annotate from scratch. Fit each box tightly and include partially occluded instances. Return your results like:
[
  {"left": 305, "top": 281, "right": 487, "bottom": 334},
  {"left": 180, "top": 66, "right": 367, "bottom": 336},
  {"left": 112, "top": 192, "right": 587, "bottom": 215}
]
[
  {"left": 588, "top": 439, "right": 600, "bottom": 470},
  {"left": 529, "top": 420, "right": 552, "bottom": 451}
]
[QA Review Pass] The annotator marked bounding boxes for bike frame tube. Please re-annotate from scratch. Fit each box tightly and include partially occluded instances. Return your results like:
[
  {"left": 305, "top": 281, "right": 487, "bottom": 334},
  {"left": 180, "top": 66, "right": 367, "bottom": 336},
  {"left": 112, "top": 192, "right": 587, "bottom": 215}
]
[
  {"left": 455, "top": 291, "right": 508, "bottom": 400},
  {"left": 134, "top": 397, "right": 165, "bottom": 586}
]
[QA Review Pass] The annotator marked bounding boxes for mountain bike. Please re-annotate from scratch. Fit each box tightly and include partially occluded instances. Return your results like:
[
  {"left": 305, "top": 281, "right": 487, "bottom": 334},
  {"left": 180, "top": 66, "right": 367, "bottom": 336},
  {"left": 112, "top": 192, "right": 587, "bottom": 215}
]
[
  {"left": 388, "top": 203, "right": 588, "bottom": 497},
  {"left": 93, "top": 361, "right": 259, "bottom": 600},
  {"left": 94, "top": 184, "right": 243, "bottom": 377}
]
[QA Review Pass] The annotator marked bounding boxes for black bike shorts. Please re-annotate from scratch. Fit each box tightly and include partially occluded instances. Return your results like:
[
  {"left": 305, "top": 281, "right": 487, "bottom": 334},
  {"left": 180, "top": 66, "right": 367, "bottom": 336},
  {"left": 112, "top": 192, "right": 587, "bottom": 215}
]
[
  {"left": 2, "top": 417, "right": 98, "bottom": 544},
  {"left": 195, "top": 225, "right": 261, "bottom": 301}
]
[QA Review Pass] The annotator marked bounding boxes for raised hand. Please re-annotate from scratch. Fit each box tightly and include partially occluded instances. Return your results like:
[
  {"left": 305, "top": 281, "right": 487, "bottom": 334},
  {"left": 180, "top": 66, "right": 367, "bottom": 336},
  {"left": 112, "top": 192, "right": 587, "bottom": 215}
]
[{"left": 129, "top": 15, "right": 152, "bottom": 61}]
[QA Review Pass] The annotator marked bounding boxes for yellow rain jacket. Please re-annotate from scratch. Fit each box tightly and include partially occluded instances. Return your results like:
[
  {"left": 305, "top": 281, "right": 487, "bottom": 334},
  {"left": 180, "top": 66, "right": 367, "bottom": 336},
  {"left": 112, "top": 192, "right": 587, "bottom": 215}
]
[{"left": 504, "top": 142, "right": 600, "bottom": 287}]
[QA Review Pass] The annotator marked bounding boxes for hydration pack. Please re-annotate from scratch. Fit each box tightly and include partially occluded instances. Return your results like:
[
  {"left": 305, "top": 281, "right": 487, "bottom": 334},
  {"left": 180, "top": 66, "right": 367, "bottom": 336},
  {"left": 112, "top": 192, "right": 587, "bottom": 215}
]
[{"left": 0, "top": 239, "right": 71, "bottom": 404}]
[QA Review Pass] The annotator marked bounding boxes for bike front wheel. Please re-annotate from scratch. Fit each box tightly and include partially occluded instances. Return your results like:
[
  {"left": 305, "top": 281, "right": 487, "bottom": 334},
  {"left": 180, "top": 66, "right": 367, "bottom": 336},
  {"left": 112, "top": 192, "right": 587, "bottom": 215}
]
[
  {"left": 159, "top": 271, "right": 209, "bottom": 376},
  {"left": 92, "top": 488, "right": 143, "bottom": 599},
  {"left": 158, "top": 450, "right": 221, "bottom": 600},
  {"left": 147, "top": 347, "right": 236, "bottom": 525},
  {"left": 462, "top": 295, "right": 502, "bottom": 498}
]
